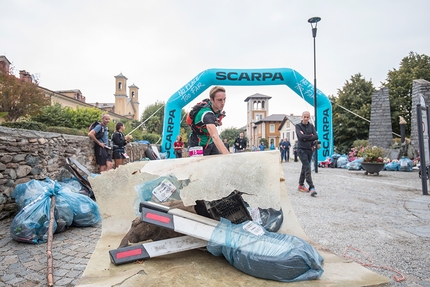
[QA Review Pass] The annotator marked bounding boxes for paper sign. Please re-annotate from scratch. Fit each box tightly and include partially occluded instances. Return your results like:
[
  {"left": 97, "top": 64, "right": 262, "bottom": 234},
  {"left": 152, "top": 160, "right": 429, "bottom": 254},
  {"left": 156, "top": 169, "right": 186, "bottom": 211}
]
[
  {"left": 152, "top": 179, "right": 177, "bottom": 202},
  {"left": 242, "top": 221, "right": 265, "bottom": 236}
]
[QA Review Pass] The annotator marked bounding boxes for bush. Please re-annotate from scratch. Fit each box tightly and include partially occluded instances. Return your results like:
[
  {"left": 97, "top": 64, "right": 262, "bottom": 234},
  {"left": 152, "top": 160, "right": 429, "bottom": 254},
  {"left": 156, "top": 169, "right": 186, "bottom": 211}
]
[
  {"left": 1, "top": 121, "right": 47, "bottom": 131},
  {"left": 46, "top": 126, "right": 88, "bottom": 136},
  {"left": 141, "top": 132, "right": 161, "bottom": 144}
]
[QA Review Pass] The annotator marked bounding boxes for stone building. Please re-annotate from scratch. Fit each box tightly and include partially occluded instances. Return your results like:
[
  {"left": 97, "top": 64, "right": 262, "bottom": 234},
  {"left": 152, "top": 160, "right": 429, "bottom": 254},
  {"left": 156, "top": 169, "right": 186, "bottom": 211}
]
[
  {"left": 244, "top": 93, "right": 286, "bottom": 148},
  {"left": 0, "top": 55, "right": 140, "bottom": 122}
]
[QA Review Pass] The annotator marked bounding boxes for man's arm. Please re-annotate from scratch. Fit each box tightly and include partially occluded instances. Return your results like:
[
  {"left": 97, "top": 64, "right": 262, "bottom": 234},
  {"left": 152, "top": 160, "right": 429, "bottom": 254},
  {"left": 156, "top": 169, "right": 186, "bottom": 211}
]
[
  {"left": 88, "top": 129, "right": 106, "bottom": 148},
  {"left": 207, "top": 124, "right": 230, "bottom": 154}
]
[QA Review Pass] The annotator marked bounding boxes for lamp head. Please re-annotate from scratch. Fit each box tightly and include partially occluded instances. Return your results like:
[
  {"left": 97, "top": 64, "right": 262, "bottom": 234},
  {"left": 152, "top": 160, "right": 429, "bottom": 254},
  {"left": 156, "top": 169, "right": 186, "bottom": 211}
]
[{"left": 308, "top": 17, "right": 321, "bottom": 24}]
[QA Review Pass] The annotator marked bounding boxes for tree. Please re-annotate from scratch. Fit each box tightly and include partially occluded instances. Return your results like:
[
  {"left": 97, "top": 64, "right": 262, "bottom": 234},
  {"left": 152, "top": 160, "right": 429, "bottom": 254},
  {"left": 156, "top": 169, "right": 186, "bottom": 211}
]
[
  {"left": 220, "top": 127, "right": 246, "bottom": 148},
  {"left": 32, "top": 104, "right": 103, "bottom": 130},
  {"left": 331, "top": 73, "right": 375, "bottom": 154},
  {"left": 141, "top": 102, "right": 165, "bottom": 135},
  {"left": 386, "top": 52, "right": 430, "bottom": 136},
  {"left": 0, "top": 69, "right": 49, "bottom": 122},
  {"left": 140, "top": 101, "right": 190, "bottom": 137}
]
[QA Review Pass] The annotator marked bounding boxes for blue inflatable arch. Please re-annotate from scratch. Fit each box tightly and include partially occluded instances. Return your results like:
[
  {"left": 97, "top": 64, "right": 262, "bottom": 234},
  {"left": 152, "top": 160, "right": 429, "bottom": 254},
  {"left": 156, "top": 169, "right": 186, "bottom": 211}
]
[{"left": 161, "top": 68, "right": 333, "bottom": 161}]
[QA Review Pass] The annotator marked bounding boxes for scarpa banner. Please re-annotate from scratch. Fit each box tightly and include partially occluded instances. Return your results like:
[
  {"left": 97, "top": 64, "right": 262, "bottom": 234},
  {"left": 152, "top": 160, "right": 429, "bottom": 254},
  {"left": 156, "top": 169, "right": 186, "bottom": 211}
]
[{"left": 161, "top": 68, "right": 333, "bottom": 161}]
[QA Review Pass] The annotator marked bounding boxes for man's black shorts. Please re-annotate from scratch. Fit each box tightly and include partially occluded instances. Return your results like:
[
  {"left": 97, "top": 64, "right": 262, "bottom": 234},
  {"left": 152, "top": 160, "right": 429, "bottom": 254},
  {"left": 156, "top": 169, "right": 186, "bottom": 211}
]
[{"left": 95, "top": 145, "right": 112, "bottom": 165}]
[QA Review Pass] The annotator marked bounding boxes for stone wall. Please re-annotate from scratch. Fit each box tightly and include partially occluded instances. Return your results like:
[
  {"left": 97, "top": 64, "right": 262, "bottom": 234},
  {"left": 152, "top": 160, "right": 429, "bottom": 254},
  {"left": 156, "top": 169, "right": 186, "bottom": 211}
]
[
  {"left": 411, "top": 79, "right": 430, "bottom": 152},
  {"left": 0, "top": 126, "right": 149, "bottom": 219},
  {"left": 368, "top": 87, "right": 393, "bottom": 148}
]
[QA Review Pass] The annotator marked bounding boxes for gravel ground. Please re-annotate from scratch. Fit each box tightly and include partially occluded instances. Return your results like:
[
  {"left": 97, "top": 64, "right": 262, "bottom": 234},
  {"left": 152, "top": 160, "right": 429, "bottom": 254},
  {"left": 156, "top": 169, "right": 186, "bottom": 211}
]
[{"left": 283, "top": 161, "right": 430, "bottom": 287}]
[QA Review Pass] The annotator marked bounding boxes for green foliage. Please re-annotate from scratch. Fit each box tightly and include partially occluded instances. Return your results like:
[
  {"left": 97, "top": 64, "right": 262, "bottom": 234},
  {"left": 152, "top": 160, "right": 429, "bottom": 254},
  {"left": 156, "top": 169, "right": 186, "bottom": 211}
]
[
  {"left": 140, "top": 101, "right": 190, "bottom": 141},
  {"left": 0, "top": 70, "right": 50, "bottom": 121},
  {"left": 31, "top": 104, "right": 74, "bottom": 127},
  {"left": 260, "top": 138, "right": 268, "bottom": 148},
  {"left": 141, "top": 102, "right": 165, "bottom": 135},
  {"left": 352, "top": 139, "right": 368, "bottom": 149},
  {"left": 1, "top": 121, "right": 47, "bottom": 131},
  {"left": 32, "top": 104, "right": 103, "bottom": 130},
  {"left": 386, "top": 52, "right": 430, "bottom": 136},
  {"left": 220, "top": 127, "right": 243, "bottom": 143},
  {"left": 70, "top": 106, "right": 102, "bottom": 129},
  {"left": 331, "top": 73, "right": 375, "bottom": 154},
  {"left": 357, "top": 146, "right": 384, "bottom": 163},
  {"left": 46, "top": 126, "right": 87, "bottom": 136},
  {"left": 142, "top": 132, "right": 161, "bottom": 144}
]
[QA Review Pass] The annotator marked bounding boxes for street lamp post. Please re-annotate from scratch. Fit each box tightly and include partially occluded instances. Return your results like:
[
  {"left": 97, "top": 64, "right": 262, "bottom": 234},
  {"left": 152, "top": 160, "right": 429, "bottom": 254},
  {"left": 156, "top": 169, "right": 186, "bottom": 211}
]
[{"left": 308, "top": 16, "right": 321, "bottom": 173}]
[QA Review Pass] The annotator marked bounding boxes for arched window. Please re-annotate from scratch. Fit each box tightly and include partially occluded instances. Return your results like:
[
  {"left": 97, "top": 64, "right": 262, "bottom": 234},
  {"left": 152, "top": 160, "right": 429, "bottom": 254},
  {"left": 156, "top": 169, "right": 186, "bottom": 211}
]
[
  {"left": 118, "top": 82, "right": 122, "bottom": 90},
  {"left": 131, "top": 91, "right": 135, "bottom": 98}
]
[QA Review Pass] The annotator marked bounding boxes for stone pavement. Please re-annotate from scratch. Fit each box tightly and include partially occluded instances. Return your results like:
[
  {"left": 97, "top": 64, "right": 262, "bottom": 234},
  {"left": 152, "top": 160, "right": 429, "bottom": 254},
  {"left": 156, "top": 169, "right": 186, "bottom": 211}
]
[
  {"left": 0, "top": 161, "right": 429, "bottom": 286},
  {"left": 0, "top": 220, "right": 101, "bottom": 287},
  {"left": 283, "top": 161, "right": 430, "bottom": 287}
]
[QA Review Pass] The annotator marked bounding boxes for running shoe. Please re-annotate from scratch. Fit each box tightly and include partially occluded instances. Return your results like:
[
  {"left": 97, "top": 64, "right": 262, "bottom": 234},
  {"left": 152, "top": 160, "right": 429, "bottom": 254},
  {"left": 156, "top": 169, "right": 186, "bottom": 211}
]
[{"left": 298, "top": 185, "right": 309, "bottom": 192}]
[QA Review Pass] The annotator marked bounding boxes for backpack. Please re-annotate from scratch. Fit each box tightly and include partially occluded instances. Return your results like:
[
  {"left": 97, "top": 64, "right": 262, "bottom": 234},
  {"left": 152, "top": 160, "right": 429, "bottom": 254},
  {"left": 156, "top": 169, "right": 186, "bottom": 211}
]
[
  {"left": 88, "top": 121, "right": 105, "bottom": 139},
  {"left": 186, "top": 99, "right": 211, "bottom": 134}
]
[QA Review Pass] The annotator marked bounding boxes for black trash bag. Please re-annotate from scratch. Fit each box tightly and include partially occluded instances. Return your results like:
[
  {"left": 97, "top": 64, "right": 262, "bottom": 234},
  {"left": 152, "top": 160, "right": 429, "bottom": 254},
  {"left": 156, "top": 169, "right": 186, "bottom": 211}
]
[{"left": 194, "top": 190, "right": 284, "bottom": 232}]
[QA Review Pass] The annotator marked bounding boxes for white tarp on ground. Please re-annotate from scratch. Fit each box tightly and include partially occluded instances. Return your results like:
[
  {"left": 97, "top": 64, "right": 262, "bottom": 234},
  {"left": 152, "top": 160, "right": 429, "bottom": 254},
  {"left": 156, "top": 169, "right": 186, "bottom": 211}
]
[{"left": 77, "top": 151, "right": 390, "bottom": 287}]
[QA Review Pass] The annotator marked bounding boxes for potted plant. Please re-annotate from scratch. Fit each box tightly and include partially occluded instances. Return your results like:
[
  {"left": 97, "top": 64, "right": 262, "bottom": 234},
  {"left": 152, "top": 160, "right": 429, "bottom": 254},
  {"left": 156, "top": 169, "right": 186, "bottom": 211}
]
[{"left": 357, "top": 146, "right": 385, "bottom": 175}]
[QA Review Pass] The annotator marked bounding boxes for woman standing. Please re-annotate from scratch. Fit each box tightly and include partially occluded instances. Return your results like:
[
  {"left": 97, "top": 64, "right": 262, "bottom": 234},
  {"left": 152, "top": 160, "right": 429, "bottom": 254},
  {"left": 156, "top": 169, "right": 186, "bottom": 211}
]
[
  {"left": 174, "top": 136, "right": 184, "bottom": 158},
  {"left": 111, "top": 122, "right": 130, "bottom": 167}
]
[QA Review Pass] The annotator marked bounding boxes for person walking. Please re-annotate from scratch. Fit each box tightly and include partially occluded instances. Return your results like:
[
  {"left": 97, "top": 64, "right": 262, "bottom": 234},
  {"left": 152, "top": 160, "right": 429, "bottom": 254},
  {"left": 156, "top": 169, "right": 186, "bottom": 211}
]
[
  {"left": 279, "top": 139, "right": 285, "bottom": 161},
  {"left": 293, "top": 140, "right": 299, "bottom": 162},
  {"left": 282, "top": 138, "right": 291, "bottom": 162},
  {"left": 296, "top": 111, "right": 318, "bottom": 197}
]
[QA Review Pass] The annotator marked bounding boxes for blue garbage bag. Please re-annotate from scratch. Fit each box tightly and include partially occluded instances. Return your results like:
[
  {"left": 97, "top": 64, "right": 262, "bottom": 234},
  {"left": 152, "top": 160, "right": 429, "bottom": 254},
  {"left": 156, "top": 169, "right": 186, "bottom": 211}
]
[
  {"left": 134, "top": 175, "right": 183, "bottom": 213},
  {"left": 398, "top": 157, "right": 413, "bottom": 172},
  {"left": 11, "top": 179, "right": 54, "bottom": 211},
  {"left": 10, "top": 189, "right": 57, "bottom": 244},
  {"left": 385, "top": 161, "right": 400, "bottom": 171},
  {"left": 55, "top": 181, "right": 101, "bottom": 227},
  {"left": 207, "top": 218, "right": 324, "bottom": 282},
  {"left": 337, "top": 155, "right": 349, "bottom": 168},
  {"left": 346, "top": 158, "right": 363, "bottom": 170}
]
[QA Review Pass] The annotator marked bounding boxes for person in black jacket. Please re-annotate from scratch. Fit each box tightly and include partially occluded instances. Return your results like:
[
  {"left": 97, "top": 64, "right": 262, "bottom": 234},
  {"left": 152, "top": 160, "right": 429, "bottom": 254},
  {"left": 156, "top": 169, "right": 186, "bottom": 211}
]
[
  {"left": 111, "top": 122, "right": 131, "bottom": 168},
  {"left": 234, "top": 132, "right": 246, "bottom": 152},
  {"left": 296, "top": 111, "right": 318, "bottom": 196}
]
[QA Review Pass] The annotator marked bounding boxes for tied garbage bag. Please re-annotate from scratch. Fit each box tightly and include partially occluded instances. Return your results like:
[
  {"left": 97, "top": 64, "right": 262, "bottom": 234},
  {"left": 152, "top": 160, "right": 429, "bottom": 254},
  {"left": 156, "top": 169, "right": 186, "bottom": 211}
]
[
  {"left": 398, "top": 156, "right": 413, "bottom": 172},
  {"left": 10, "top": 189, "right": 57, "bottom": 244},
  {"left": 346, "top": 158, "right": 363, "bottom": 170},
  {"left": 56, "top": 182, "right": 101, "bottom": 227},
  {"left": 337, "top": 154, "right": 349, "bottom": 168},
  {"left": 11, "top": 178, "right": 54, "bottom": 211},
  {"left": 53, "top": 194, "right": 74, "bottom": 233},
  {"left": 207, "top": 218, "right": 324, "bottom": 282},
  {"left": 385, "top": 161, "right": 400, "bottom": 171}
]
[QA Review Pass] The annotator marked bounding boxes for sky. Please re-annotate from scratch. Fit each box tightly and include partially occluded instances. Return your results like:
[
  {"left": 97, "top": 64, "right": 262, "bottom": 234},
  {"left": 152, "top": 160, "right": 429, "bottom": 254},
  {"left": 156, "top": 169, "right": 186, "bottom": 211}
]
[{"left": 2, "top": 0, "right": 430, "bottom": 129}]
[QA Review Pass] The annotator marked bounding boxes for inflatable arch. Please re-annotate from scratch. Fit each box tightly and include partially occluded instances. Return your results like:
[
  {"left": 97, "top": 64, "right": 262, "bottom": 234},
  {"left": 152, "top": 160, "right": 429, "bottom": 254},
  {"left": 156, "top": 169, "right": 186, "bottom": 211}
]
[{"left": 161, "top": 68, "right": 333, "bottom": 161}]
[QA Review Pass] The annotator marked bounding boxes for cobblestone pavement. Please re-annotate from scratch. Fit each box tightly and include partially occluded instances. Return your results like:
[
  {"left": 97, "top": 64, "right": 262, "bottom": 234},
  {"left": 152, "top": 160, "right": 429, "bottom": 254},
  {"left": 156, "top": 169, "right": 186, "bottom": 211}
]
[
  {"left": 0, "top": 219, "right": 101, "bottom": 287},
  {"left": 283, "top": 162, "right": 430, "bottom": 287},
  {"left": 1, "top": 162, "right": 430, "bottom": 286}
]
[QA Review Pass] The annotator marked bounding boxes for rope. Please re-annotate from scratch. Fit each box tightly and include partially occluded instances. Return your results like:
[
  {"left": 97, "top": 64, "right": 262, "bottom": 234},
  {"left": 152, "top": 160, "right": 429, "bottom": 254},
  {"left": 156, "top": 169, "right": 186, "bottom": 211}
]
[
  {"left": 126, "top": 103, "right": 165, "bottom": 136},
  {"left": 331, "top": 101, "right": 401, "bottom": 137},
  {"left": 343, "top": 246, "right": 406, "bottom": 282}
]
